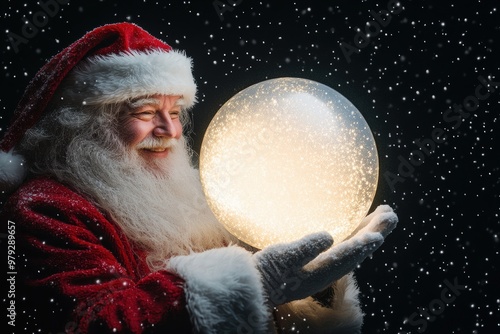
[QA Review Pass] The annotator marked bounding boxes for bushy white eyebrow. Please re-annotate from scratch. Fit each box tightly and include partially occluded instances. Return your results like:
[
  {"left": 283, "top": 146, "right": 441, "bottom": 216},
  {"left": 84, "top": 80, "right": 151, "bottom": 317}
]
[
  {"left": 175, "top": 98, "right": 186, "bottom": 107},
  {"left": 127, "top": 97, "right": 161, "bottom": 110}
]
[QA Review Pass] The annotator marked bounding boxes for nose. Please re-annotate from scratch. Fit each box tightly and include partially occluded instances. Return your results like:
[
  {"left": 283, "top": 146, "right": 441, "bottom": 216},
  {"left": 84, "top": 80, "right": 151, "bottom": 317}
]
[{"left": 153, "top": 112, "right": 178, "bottom": 138}]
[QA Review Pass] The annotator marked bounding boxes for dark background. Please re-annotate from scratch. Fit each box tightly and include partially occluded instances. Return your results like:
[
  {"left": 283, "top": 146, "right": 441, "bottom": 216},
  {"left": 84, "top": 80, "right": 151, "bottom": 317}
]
[{"left": 1, "top": 0, "right": 499, "bottom": 333}]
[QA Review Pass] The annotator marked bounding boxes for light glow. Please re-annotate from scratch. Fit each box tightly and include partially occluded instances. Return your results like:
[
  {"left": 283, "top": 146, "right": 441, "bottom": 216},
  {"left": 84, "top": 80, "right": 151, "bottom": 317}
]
[{"left": 200, "top": 78, "right": 378, "bottom": 249}]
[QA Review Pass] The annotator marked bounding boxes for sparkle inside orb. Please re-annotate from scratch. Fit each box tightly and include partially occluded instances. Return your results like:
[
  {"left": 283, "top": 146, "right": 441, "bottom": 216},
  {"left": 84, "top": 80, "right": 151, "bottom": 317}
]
[{"left": 200, "top": 77, "right": 378, "bottom": 250}]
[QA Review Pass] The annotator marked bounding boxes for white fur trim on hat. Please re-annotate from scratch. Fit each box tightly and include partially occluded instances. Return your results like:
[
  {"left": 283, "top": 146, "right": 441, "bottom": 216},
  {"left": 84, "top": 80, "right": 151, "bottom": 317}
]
[
  {"left": 58, "top": 49, "right": 197, "bottom": 108},
  {"left": 165, "top": 245, "right": 272, "bottom": 333},
  {"left": 0, "top": 150, "right": 27, "bottom": 193}
]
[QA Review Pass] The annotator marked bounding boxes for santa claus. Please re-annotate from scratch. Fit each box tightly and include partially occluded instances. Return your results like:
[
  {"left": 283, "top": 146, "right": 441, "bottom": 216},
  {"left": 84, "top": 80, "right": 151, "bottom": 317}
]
[{"left": 0, "top": 23, "right": 398, "bottom": 333}]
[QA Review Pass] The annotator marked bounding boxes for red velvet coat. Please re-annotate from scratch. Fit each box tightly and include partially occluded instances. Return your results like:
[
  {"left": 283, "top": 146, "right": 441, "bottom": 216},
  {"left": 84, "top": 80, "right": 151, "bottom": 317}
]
[
  {"left": 4, "top": 176, "right": 365, "bottom": 334},
  {"left": 3, "top": 176, "right": 192, "bottom": 333}
]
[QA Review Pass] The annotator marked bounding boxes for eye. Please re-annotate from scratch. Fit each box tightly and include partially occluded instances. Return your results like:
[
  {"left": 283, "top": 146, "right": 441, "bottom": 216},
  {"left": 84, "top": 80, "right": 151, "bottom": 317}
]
[
  {"left": 132, "top": 110, "right": 156, "bottom": 121},
  {"left": 169, "top": 108, "right": 181, "bottom": 119}
]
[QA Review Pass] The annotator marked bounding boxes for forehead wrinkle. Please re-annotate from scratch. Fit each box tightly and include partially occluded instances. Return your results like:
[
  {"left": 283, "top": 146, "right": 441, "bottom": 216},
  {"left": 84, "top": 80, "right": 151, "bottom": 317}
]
[{"left": 126, "top": 96, "right": 186, "bottom": 110}]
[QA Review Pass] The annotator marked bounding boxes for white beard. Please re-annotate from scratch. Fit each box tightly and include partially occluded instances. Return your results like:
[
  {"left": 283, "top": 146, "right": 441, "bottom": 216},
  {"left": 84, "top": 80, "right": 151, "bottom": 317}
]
[{"left": 63, "top": 135, "right": 235, "bottom": 270}]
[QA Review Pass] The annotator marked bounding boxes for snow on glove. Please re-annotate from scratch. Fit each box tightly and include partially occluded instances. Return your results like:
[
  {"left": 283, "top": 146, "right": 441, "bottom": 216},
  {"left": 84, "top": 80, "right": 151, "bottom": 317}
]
[{"left": 253, "top": 204, "right": 398, "bottom": 306}]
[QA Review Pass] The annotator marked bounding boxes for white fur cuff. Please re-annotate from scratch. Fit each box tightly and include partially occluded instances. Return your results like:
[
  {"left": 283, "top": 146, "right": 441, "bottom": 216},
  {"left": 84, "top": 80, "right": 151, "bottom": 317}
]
[
  {"left": 275, "top": 273, "right": 364, "bottom": 334},
  {"left": 166, "top": 245, "right": 271, "bottom": 333}
]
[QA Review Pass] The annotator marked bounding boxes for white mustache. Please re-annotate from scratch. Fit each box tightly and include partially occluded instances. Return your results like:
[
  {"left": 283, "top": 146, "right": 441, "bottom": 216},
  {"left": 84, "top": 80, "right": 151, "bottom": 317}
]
[{"left": 136, "top": 137, "right": 178, "bottom": 150}]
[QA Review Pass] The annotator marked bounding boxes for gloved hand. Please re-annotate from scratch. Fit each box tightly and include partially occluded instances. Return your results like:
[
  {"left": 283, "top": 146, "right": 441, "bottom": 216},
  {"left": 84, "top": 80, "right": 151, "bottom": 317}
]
[{"left": 253, "top": 204, "right": 398, "bottom": 306}]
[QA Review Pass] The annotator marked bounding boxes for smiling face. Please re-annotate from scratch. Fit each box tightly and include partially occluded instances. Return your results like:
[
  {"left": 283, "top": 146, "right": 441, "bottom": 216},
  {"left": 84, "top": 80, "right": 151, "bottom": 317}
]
[
  {"left": 28, "top": 92, "right": 234, "bottom": 265},
  {"left": 120, "top": 94, "right": 184, "bottom": 164}
]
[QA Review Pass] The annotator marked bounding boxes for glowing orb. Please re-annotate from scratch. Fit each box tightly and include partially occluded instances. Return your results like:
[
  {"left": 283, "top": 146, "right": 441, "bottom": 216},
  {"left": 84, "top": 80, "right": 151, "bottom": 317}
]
[{"left": 200, "top": 77, "right": 378, "bottom": 250}]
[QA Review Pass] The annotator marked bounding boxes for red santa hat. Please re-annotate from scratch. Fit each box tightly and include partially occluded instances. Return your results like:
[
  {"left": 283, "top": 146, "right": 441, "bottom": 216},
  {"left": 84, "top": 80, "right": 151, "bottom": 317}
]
[{"left": 0, "top": 22, "right": 197, "bottom": 192}]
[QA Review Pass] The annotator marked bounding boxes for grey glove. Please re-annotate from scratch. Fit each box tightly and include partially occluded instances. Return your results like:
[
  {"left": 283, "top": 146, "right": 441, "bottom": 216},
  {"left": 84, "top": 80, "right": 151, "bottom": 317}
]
[{"left": 253, "top": 204, "right": 398, "bottom": 306}]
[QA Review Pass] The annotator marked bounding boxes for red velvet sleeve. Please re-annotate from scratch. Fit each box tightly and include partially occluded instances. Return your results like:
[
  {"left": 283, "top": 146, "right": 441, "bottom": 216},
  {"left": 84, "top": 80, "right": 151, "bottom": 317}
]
[{"left": 4, "top": 177, "right": 192, "bottom": 333}]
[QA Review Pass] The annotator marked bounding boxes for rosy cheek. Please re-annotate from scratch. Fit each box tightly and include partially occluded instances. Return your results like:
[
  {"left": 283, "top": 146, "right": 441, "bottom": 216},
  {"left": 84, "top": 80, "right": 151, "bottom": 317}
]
[{"left": 121, "top": 120, "right": 151, "bottom": 146}]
